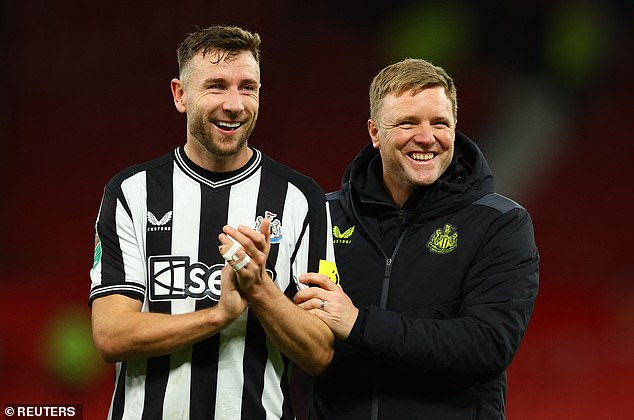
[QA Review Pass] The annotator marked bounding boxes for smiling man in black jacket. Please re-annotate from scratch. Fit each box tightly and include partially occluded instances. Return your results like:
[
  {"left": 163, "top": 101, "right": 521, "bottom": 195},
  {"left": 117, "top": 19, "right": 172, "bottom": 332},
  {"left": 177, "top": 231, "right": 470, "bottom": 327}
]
[{"left": 295, "top": 58, "right": 539, "bottom": 419}]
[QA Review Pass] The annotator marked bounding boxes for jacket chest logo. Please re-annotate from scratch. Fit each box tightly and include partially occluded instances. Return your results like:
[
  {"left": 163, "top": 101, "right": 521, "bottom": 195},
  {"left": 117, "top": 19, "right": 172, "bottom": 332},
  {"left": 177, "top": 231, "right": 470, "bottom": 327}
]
[
  {"left": 427, "top": 223, "right": 458, "bottom": 254},
  {"left": 333, "top": 225, "right": 355, "bottom": 244}
]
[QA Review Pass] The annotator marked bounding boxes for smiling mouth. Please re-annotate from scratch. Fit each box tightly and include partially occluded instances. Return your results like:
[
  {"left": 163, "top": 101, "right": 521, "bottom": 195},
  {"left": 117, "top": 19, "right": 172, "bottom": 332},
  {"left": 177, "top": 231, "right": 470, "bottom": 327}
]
[
  {"left": 408, "top": 152, "right": 435, "bottom": 162},
  {"left": 214, "top": 120, "right": 243, "bottom": 131}
]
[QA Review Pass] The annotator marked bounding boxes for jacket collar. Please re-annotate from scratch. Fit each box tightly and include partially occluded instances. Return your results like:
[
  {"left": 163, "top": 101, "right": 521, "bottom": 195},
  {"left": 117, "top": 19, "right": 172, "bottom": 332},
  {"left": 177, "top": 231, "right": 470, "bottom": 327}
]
[{"left": 340, "top": 131, "right": 495, "bottom": 219}]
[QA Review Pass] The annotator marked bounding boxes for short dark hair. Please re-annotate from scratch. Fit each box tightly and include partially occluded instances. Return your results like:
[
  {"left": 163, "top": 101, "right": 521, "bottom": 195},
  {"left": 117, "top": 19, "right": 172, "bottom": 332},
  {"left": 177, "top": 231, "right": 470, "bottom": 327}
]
[{"left": 176, "top": 25, "right": 261, "bottom": 77}]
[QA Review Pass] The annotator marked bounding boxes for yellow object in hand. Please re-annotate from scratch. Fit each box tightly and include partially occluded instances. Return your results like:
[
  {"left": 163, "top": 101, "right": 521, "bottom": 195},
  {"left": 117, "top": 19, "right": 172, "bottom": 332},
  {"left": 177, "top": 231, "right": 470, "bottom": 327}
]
[{"left": 318, "top": 260, "right": 340, "bottom": 285}]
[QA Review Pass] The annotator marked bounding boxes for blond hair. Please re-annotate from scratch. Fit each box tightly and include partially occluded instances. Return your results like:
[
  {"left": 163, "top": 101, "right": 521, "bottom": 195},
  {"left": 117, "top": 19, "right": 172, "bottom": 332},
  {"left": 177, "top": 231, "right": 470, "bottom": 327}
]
[{"left": 369, "top": 58, "right": 457, "bottom": 123}]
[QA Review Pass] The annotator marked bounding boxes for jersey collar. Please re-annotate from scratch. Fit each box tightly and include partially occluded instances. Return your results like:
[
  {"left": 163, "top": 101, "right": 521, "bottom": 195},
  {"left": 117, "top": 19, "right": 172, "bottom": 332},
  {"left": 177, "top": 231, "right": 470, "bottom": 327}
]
[{"left": 174, "top": 146, "right": 262, "bottom": 189}]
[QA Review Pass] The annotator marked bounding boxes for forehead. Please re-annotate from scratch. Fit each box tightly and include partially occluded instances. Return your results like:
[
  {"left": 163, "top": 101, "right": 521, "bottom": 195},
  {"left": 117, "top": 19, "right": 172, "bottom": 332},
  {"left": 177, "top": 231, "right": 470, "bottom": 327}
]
[
  {"left": 381, "top": 86, "right": 452, "bottom": 117},
  {"left": 187, "top": 49, "right": 260, "bottom": 82}
]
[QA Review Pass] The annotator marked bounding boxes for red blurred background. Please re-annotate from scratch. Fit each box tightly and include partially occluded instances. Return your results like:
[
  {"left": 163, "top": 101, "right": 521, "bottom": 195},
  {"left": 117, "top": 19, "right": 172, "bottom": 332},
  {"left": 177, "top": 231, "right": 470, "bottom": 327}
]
[{"left": 2, "top": 1, "right": 633, "bottom": 418}]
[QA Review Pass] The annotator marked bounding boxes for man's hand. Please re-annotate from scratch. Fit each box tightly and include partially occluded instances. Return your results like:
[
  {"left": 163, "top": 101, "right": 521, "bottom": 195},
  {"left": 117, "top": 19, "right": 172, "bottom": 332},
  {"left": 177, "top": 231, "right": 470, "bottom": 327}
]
[
  {"left": 294, "top": 273, "right": 359, "bottom": 340},
  {"left": 218, "top": 218, "right": 334, "bottom": 375},
  {"left": 218, "top": 218, "right": 271, "bottom": 295},
  {"left": 216, "top": 263, "right": 249, "bottom": 323}
]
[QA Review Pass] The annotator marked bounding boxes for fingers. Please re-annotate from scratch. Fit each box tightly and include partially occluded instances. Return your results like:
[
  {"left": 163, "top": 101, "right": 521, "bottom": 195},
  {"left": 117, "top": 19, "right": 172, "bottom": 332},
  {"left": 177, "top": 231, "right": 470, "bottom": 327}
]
[
  {"left": 217, "top": 220, "right": 274, "bottom": 290},
  {"left": 218, "top": 235, "right": 252, "bottom": 272},
  {"left": 222, "top": 225, "right": 267, "bottom": 261},
  {"left": 221, "top": 263, "right": 234, "bottom": 276},
  {"left": 232, "top": 252, "right": 251, "bottom": 271},
  {"left": 294, "top": 287, "right": 319, "bottom": 305},
  {"left": 258, "top": 217, "right": 271, "bottom": 244},
  {"left": 220, "top": 263, "right": 236, "bottom": 285},
  {"left": 295, "top": 273, "right": 338, "bottom": 305},
  {"left": 218, "top": 264, "right": 248, "bottom": 320},
  {"left": 218, "top": 234, "right": 238, "bottom": 258},
  {"left": 297, "top": 297, "right": 326, "bottom": 311},
  {"left": 296, "top": 284, "right": 359, "bottom": 341},
  {"left": 299, "top": 273, "right": 339, "bottom": 291},
  {"left": 294, "top": 280, "right": 333, "bottom": 305}
]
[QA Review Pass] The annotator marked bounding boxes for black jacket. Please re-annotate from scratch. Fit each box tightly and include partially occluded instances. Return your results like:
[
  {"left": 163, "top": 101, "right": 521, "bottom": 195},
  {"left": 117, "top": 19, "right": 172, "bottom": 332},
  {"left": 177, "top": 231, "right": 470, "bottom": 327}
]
[{"left": 309, "top": 133, "right": 539, "bottom": 420}]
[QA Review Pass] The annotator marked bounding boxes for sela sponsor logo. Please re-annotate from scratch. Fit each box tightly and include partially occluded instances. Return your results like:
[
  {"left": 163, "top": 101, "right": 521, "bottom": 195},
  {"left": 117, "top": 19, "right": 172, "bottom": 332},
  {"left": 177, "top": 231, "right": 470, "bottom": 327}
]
[
  {"left": 255, "top": 210, "right": 283, "bottom": 244},
  {"left": 149, "top": 256, "right": 224, "bottom": 301},
  {"left": 148, "top": 256, "right": 274, "bottom": 302},
  {"left": 147, "top": 211, "right": 172, "bottom": 232},
  {"left": 333, "top": 225, "right": 355, "bottom": 244},
  {"left": 427, "top": 223, "right": 458, "bottom": 254}
]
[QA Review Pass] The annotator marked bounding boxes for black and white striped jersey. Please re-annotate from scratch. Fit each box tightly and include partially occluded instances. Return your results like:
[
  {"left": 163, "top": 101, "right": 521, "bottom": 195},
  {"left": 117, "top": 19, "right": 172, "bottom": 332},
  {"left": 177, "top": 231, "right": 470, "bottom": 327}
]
[{"left": 89, "top": 146, "right": 334, "bottom": 420}]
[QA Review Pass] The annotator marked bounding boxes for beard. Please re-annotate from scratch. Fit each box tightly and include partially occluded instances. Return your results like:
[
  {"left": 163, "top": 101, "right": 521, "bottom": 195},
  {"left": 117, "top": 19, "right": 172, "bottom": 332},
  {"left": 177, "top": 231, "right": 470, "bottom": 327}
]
[{"left": 189, "top": 111, "right": 257, "bottom": 157}]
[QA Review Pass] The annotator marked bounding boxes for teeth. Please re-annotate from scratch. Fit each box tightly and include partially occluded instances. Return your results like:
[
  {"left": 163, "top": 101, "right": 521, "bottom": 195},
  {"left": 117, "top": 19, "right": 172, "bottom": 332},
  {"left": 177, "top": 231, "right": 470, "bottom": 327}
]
[
  {"left": 410, "top": 152, "right": 434, "bottom": 161},
  {"left": 216, "top": 121, "right": 241, "bottom": 129}
]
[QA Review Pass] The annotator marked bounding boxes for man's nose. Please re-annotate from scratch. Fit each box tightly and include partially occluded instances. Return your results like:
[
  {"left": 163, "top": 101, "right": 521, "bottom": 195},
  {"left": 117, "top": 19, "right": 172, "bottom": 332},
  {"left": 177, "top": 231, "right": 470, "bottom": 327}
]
[
  {"left": 223, "top": 89, "right": 244, "bottom": 113},
  {"left": 411, "top": 123, "right": 434, "bottom": 144}
]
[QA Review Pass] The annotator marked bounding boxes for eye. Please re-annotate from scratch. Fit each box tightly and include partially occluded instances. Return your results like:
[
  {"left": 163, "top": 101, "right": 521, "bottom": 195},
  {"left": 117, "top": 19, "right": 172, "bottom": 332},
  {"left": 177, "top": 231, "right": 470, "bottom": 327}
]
[
  {"left": 397, "top": 121, "right": 415, "bottom": 128},
  {"left": 240, "top": 84, "right": 258, "bottom": 92},
  {"left": 432, "top": 120, "right": 451, "bottom": 128}
]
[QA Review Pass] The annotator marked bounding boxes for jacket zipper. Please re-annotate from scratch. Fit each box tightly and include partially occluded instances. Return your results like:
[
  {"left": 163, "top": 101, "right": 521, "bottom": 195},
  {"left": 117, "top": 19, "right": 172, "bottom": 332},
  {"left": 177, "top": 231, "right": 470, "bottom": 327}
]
[
  {"left": 371, "top": 232, "right": 408, "bottom": 420},
  {"left": 349, "top": 184, "right": 412, "bottom": 420},
  {"left": 380, "top": 233, "right": 407, "bottom": 309},
  {"left": 379, "top": 258, "right": 393, "bottom": 309}
]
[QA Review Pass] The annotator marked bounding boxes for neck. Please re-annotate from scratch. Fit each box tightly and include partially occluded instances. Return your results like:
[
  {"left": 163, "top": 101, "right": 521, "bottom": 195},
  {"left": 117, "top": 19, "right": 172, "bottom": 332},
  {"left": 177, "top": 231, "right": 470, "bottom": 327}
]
[
  {"left": 184, "top": 141, "right": 253, "bottom": 172},
  {"left": 382, "top": 176, "right": 412, "bottom": 209}
]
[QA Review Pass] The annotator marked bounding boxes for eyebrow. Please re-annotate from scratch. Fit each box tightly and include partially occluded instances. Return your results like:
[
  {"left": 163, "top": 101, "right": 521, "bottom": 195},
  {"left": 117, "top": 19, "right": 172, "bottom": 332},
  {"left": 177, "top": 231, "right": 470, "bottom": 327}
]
[
  {"left": 389, "top": 114, "right": 418, "bottom": 124},
  {"left": 202, "top": 77, "right": 259, "bottom": 86}
]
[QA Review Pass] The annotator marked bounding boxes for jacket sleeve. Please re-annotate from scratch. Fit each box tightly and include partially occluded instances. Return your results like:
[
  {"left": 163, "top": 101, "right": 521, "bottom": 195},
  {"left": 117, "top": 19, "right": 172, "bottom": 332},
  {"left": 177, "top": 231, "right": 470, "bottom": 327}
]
[{"left": 346, "top": 207, "right": 539, "bottom": 378}]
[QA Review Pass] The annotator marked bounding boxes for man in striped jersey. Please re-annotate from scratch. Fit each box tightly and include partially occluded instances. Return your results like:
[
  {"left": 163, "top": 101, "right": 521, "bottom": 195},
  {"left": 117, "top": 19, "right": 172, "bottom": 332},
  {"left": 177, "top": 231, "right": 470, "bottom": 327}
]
[{"left": 89, "top": 25, "right": 334, "bottom": 419}]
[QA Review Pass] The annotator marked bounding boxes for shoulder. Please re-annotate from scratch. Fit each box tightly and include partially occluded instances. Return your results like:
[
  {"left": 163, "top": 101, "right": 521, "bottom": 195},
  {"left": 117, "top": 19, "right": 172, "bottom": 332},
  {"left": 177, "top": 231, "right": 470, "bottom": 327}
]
[
  {"left": 472, "top": 192, "right": 526, "bottom": 215},
  {"left": 469, "top": 192, "right": 535, "bottom": 239},
  {"left": 471, "top": 193, "right": 536, "bottom": 247},
  {"left": 260, "top": 152, "right": 324, "bottom": 199},
  {"left": 105, "top": 151, "right": 174, "bottom": 195},
  {"left": 326, "top": 190, "right": 342, "bottom": 202}
]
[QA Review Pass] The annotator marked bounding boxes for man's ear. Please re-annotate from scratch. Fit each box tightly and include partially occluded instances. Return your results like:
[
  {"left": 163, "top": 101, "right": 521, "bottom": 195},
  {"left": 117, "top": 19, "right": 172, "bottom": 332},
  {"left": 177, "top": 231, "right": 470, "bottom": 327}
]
[
  {"left": 171, "top": 78, "right": 186, "bottom": 113},
  {"left": 368, "top": 119, "right": 380, "bottom": 149}
]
